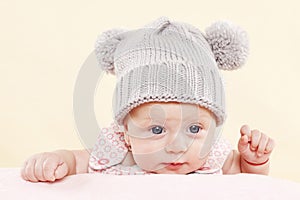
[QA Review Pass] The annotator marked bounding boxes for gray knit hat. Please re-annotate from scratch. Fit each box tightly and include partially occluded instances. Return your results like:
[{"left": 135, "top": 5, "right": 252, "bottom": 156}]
[{"left": 94, "top": 16, "right": 249, "bottom": 126}]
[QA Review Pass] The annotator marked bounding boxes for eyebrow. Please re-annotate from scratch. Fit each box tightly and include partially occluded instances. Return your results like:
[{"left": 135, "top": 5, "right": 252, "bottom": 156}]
[{"left": 139, "top": 112, "right": 212, "bottom": 123}]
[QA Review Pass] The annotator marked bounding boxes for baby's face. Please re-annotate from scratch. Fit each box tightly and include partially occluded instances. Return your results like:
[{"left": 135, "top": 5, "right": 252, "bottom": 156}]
[{"left": 123, "top": 102, "right": 217, "bottom": 174}]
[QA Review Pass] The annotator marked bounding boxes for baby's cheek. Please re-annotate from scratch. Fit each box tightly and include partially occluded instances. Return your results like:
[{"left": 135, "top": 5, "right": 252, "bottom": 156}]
[
  {"left": 131, "top": 149, "right": 164, "bottom": 171},
  {"left": 198, "top": 134, "right": 216, "bottom": 158},
  {"left": 131, "top": 138, "right": 167, "bottom": 154}
]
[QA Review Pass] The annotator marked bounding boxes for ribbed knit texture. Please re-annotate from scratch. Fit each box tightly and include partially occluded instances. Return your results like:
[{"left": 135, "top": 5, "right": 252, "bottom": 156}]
[{"left": 105, "top": 17, "right": 226, "bottom": 126}]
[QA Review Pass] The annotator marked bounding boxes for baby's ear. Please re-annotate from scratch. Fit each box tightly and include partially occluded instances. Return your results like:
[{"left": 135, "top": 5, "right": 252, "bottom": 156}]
[
  {"left": 123, "top": 123, "right": 128, "bottom": 132},
  {"left": 124, "top": 131, "right": 131, "bottom": 146},
  {"left": 94, "top": 28, "right": 128, "bottom": 75},
  {"left": 122, "top": 120, "right": 131, "bottom": 145},
  {"left": 122, "top": 116, "right": 128, "bottom": 131}
]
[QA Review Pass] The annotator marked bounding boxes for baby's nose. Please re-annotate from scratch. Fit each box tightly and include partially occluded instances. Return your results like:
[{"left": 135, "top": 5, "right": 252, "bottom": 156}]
[{"left": 164, "top": 132, "right": 191, "bottom": 154}]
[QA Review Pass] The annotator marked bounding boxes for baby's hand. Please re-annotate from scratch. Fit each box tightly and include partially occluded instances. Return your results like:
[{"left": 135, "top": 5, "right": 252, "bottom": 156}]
[
  {"left": 21, "top": 152, "right": 69, "bottom": 182},
  {"left": 238, "top": 125, "right": 275, "bottom": 165}
]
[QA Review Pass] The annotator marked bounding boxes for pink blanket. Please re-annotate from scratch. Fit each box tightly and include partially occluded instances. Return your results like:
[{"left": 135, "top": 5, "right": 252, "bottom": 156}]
[{"left": 1, "top": 168, "right": 300, "bottom": 199}]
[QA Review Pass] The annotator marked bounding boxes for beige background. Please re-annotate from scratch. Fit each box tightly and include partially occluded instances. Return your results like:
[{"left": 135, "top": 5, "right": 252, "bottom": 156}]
[{"left": 1, "top": 0, "right": 299, "bottom": 182}]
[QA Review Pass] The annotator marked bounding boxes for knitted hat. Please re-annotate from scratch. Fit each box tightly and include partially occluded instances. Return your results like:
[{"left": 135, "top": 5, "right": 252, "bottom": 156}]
[{"left": 94, "top": 16, "right": 249, "bottom": 126}]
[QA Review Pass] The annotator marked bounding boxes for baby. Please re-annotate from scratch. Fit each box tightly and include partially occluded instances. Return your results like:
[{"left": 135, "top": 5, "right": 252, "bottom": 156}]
[{"left": 21, "top": 16, "right": 275, "bottom": 182}]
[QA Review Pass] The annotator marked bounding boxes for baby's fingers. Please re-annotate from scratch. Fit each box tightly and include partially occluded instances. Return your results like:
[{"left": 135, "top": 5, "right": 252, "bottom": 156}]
[
  {"left": 249, "top": 129, "right": 261, "bottom": 151},
  {"left": 265, "top": 138, "right": 275, "bottom": 154},
  {"left": 34, "top": 154, "right": 54, "bottom": 182},
  {"left": 238, "top": 134, "right": 250, "bottom": 154},
  {"left": 240, "top": 125, "right": 251, "bottom": 137},
  {"left": 23, "top": 158, "right": 38, "bottom": 182},
  {"left": 54, "top": 162, "right": 69, "bottom": 180},
  {"left": 256, "top": 133, "right": 268, "bottom": 157},
  {"left": 20, "top": 161, "right": 28, "bottom": 181},
  {"left": 43, "top": 155, "right": 64, "bottom": 182}
]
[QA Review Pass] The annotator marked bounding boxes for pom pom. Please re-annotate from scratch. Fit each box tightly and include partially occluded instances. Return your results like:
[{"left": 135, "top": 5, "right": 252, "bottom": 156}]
[
  {"left": 94, "top": 28, "right": 127, "bottom": 75},
  {"left": 205, "top": 21, "right": 249, "bottom": 70}
]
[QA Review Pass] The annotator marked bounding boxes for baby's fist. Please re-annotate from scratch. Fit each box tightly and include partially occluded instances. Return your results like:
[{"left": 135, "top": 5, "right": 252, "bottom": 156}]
[
  {"left": 238, "top": 125, "right": 275, "bottom": 164},
  {"left": 21, "top": 152, "right": 69, "bottom": 182}
]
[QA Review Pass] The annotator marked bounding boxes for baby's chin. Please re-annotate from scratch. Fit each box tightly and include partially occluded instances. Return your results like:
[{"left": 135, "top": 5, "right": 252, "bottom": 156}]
[
  {"left": 149, "top": 169, "right": 193, "bottom": 175},
  {"left": 146, "top": 164, "right": 198, "bottom": 175}
]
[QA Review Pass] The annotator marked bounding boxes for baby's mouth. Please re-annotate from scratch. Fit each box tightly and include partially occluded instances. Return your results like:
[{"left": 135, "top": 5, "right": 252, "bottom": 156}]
[{"left": 163, "top": 162, "right": 186, "bottom": 170}]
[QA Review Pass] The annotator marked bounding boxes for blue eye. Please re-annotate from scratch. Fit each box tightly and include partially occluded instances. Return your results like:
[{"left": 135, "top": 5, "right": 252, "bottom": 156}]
[
  {"left": 189, "top": 125, "right": 201, "bottom": 134},
  {"left": 151, "top": 126, "right": 164, "bottom": 134}
]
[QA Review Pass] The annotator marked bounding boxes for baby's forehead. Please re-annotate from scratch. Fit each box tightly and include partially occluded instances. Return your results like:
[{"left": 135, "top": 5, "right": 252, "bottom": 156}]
[{"left": 129, "top": 102, "right": 213, "bottom": 119}]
